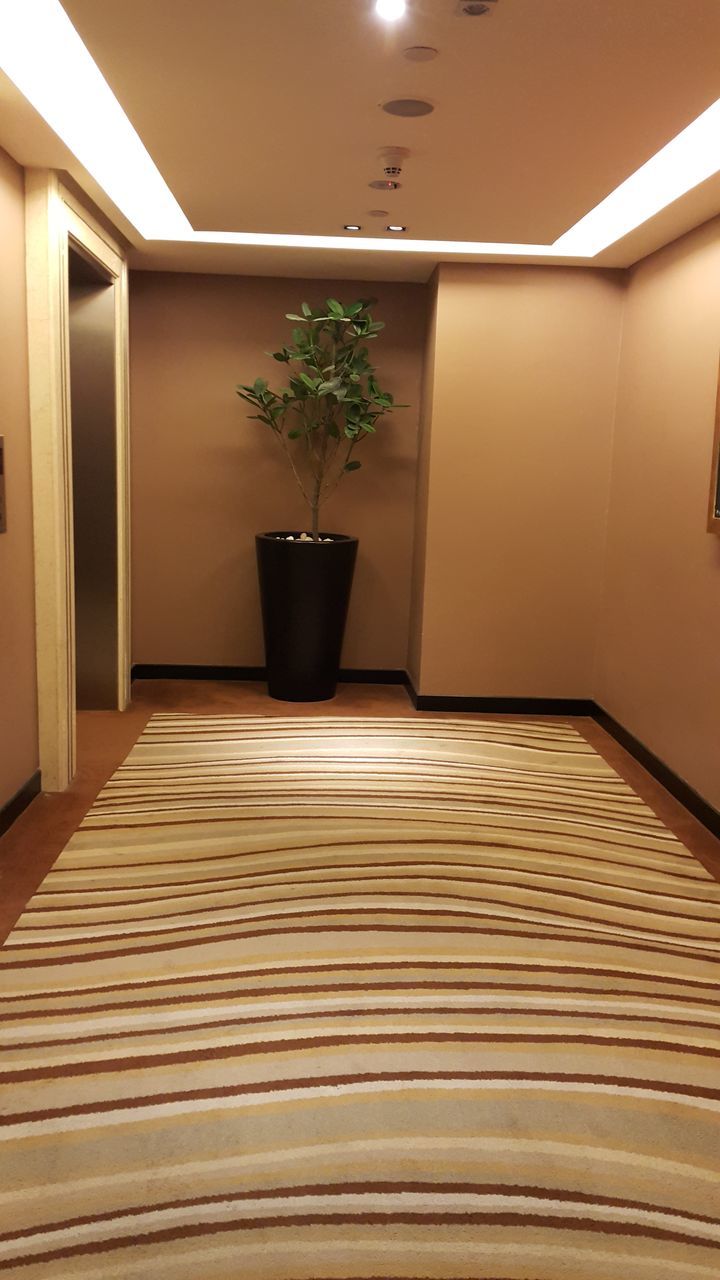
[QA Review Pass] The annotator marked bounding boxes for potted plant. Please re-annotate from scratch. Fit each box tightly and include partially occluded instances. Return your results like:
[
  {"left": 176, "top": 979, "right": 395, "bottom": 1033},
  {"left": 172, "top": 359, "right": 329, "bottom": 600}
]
[{"left": 236, "top": 297, "right": 404, "bottom": 702}]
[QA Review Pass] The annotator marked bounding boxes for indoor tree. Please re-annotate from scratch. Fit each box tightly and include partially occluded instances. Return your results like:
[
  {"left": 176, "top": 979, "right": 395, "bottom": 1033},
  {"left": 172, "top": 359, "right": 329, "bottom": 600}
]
[{"left": 236, "top": 298, "right": 404, "bottom": 540}]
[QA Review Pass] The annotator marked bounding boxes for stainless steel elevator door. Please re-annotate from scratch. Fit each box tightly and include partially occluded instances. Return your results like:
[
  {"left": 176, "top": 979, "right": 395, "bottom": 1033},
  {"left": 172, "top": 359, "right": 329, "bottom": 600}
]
[{"left": 68, "top": 248, "right": 118, "bottom": 710}]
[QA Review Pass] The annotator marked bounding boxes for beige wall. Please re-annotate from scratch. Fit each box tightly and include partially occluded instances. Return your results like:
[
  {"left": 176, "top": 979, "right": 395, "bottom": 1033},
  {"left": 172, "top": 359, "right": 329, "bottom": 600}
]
[
  {"left": 596, "top": 216, "right": 720, "bottom": 810},
  {"left": 129, "top": 273, "right": 426, "bottom": 668},
  {"left": 411, "top": 263, "right": 625, "bottom": 698},
  {"left": 0, "top": 148, "right": 38, "bottom": 807}
]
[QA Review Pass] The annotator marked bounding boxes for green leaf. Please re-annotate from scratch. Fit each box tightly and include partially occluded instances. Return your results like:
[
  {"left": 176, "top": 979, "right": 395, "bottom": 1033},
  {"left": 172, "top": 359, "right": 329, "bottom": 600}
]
[
  {"left": 318, "top": 378, "right": 342, "bottom": 395},
  {"left": 287, "top": 429, "right": 303, "bottom": 439},
  {"left": 344, "top": 460, "right": 362, "bottom": 472},
  {"left": 301, "top": 302, "right": 312, "bottom": 317},
  {"left": 326, "top": 298, "right": 344, "bottom": 318}
]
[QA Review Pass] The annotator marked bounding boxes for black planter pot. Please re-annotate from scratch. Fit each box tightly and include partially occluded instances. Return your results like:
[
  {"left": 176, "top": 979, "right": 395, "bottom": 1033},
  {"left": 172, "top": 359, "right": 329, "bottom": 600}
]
[{"left": 256, "top": 532, "right": 359, "bottom": 702}]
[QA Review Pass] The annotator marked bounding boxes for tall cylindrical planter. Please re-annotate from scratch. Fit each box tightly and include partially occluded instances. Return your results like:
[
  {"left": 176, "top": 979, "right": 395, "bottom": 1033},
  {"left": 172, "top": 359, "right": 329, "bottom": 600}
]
[{"left": 256, "top": 532, "right": 359, "bottom": 702}]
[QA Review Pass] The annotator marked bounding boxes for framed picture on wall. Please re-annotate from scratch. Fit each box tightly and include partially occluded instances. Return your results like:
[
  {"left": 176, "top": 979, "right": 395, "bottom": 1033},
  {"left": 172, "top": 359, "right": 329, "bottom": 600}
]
[{"left": 708, "top": 360, "right": 720, "bottom": 534}]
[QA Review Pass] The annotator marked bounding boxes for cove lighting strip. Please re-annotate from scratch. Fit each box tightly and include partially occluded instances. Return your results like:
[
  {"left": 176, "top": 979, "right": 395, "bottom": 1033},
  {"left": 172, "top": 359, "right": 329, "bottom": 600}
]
[
  {"left": 554, "top": 98, "right": 720, "bottom": 256},
  {"left": 0, "top": 0, "right": 192, "bottom": 240},
  {"left": 189, "top": 229, "right": 557, "bottom": 255},
  {"left": 1, "top": 0, "right": 719, "bottom": 258}
]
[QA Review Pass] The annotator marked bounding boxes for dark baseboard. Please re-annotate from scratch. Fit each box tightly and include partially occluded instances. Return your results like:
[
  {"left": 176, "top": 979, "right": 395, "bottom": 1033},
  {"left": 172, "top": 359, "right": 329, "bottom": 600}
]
[
  {"left": 131, "top": 664, "right": 408, "bottom": 686},
  {"left": 403, "top": 676, "right": 596, "bottom": 717},
  {"left": 594, "top": 709, "right": 720, "bottom": 840},
  {"left": 413, "top": 694, "right": 598, "bottom": 716},
  {"left": 339, "top": 669, "right": 408, "bottom": 685},
  {"left": 0, "top": 770, "right": 41, "bottom": 838},
  {"left": 132, "top": 664, "right": 266, "bottom": 682}
]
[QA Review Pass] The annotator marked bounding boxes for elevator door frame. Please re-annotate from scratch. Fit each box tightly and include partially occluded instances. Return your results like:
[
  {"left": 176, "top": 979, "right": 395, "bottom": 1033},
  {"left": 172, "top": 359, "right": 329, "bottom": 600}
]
[{"left": 25, "top": 171, "right": 130, "bottom": 791}]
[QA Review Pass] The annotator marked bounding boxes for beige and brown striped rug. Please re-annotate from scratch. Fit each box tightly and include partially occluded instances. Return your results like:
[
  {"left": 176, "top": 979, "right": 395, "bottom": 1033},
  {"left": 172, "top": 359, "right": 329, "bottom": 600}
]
[{"left": 1, "top": 714, "right": 720, "bottom": 1279}]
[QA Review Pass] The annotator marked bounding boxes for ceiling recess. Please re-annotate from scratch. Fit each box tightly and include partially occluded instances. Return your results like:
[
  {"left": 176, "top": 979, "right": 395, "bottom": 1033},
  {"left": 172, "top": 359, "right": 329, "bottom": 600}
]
[
  {"left": 456, "top": 1, "right": 498, "bottom": 14},
  {"left": 403, "top": 46, "right": 439, "bottom": 61},
  {"left": 381, "top": 98, "right": 434, "bottom": 117}
]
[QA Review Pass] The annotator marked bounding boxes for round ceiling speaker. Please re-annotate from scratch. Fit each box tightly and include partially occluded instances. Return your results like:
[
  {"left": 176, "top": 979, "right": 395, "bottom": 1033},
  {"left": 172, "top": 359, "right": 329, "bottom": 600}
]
[
  {"left": 369, "top": 179, "right": 402, "bottom": 190},
  {"left": 368, "top": 209, "right": 390, "bottom": 217},
  {"left": 403, "top": 46, "right": 439, "bottom": 61},
  {"left": 381, "top": 98, "right": 434, "bottom": 117}
]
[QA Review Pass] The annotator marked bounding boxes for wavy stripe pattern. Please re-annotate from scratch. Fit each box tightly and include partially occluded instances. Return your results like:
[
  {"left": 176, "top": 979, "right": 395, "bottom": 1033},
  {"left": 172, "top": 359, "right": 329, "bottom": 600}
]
[{"left": 1, "top": 714, "right": 719, "bottom": 1279}]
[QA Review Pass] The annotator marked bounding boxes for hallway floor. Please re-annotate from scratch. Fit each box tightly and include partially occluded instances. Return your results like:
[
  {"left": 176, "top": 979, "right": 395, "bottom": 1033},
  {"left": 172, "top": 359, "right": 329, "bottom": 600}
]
[
  {"left": 1, "top": 681, "right": 719, "bottom": 945},
  {"left": 2, "top": 702, "right": 720, "bottom": 1277}
]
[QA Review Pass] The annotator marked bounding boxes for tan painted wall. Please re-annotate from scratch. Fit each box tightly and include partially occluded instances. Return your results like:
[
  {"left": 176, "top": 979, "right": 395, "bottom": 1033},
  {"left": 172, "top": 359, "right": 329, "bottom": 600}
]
[
  {"left": 129, "top": 272, "right": 426, "bottom": 668},
  {"left": 411, "top": 263, "right": 625, "bottom": 698},
  {"left": 0, "top": 148, "right": 38, "bottom": 806},
  {"left": 596, "top": 216, "right": 720, "bottom": 810}
]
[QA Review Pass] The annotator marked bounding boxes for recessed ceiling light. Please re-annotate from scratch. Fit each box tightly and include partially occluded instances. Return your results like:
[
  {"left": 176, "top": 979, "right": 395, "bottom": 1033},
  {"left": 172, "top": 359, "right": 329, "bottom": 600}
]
[
  {"left": 403, "top": 46, "right": 439, "bottom": 61},
  {"left": 456, "top": 1, "right": 497, "bottom": 15},
  {"left": 369, "top": 179, "right": 402, "bottom": 190},
  {"left": 382, "top": 98, "right": 434, "bottom": 117},
  {"left": 343, "top": 224, "right": 362, "bottom": 232},
  {"left": 0, "top": 0, "right": 190, "bottom": 239},
  {"left": 386, "top": 224, "right": 407, "bottom": 232},
  {"left": 375, "top": 0, "right": 407, "bottom": 21}
]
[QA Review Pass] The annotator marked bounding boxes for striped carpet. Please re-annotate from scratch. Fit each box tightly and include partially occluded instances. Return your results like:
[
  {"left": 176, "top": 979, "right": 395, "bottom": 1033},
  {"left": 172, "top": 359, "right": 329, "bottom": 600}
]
[{"left": 1, "top": 714, "right": 719, "bottom": 1279}]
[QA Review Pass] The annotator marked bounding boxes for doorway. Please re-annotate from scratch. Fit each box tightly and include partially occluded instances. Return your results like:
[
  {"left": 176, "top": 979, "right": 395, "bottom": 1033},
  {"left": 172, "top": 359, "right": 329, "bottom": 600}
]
[
  {"left": 68, "top": 246, "right": 119, "bottom": 710},
  {"left": 25, "top": 172, "right": 131, "bottom": 791}
]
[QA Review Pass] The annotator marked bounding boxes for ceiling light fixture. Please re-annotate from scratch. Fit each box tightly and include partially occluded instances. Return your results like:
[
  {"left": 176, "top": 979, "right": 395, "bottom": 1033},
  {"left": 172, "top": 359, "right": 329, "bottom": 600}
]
[
  {"left": 403, "top": 46, "right": 439, "bottom": 61},
  {"left": 554, "top": 97, "right": 720, "bottom": 256},
  {"left": 0, "top": 0, "right": 191, "bottom": 239},
  {"left": 382, "top": 98, "right": 434, "bottom": 117},
  {"left": 343, "top": 224, "right": 362, "bottom": 231},
  {"left": 375, "top": 0, "right": 407, "bottom": 22},
  {"left": 386, "top": 224, "right": 407, "bottom": 232}
]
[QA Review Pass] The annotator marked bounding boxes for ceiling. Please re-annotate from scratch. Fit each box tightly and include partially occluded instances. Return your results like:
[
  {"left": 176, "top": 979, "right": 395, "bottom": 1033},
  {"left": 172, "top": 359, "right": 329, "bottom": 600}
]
[{"left": 1, "top": 0, "right": 720, "bottom": 281}]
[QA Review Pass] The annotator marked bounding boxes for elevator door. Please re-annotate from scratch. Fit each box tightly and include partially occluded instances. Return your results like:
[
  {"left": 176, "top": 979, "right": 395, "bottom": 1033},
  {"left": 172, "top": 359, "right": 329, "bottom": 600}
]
[{"left": 68, "top": 246, "right": 118, "bottom": 710}]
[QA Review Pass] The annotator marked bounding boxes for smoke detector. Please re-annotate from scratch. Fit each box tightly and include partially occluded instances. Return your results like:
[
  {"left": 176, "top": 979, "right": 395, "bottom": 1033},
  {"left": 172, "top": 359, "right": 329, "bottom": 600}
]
[
  {"left": 456, "top": 0, "right": 498, "bottom": 14},
  {"left": 379, "top": 146, "right": 410, "bottom": 178}
]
